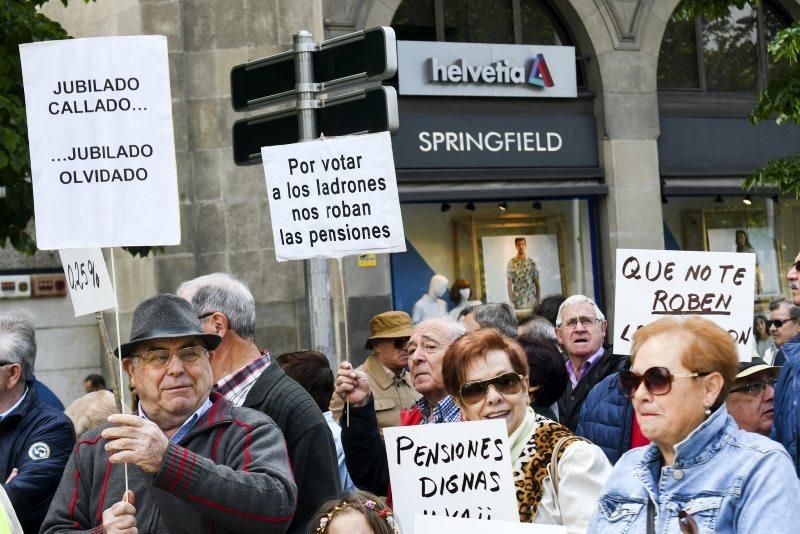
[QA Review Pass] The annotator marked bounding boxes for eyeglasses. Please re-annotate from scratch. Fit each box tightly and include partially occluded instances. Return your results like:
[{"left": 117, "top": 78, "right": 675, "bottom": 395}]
[
  {"left": 392, "top": 338, "right": 410, "bottom": 349},
  {"left": 730, "top": 377, "right": 778, "bottom": 396},
  {"left": 560, "top": 316, "right": 598, "bottom": 329},
  {"left": 131, "top": 346, "right": 208, "bottom": 368},
  {"left": 791, "top": 260, "right": 800, "bottom": 273},
  {"left": 459, "top": 372, "right": 525, "bottom": 405},
  {"left": 197, "top": 311, "right": 216, "bottom": 320},
  {"left": 0, "top": 360, "right": 19, "bottom": 367},
  {"left": 618, "top": 366, "right": 710, "bottom": 398},
  {"left": 767, "top": 318, "right": 796, "bottom": 329}
]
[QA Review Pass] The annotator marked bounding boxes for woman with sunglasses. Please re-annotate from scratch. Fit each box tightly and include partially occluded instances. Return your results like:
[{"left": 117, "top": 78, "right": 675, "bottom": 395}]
[
  {"left": 442, "top": 328, "right": 611, "bottom": 533},
  {"left": 589, "top": 317, "right": 800, "bottom": 533}
]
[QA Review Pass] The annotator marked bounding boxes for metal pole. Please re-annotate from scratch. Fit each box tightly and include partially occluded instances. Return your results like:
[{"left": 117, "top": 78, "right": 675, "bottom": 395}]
[{"left": 294, "top": 30, "right": 336, "bottom": 362}]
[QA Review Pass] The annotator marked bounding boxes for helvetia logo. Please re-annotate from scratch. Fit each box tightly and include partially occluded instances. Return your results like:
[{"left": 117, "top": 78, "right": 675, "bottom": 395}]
[{"left": 528, "top": 54, "right": 554, "bottom": 88}]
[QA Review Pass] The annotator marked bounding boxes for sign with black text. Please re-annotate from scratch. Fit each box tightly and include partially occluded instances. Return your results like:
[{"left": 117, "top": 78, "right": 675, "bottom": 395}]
[
  {"left": 613, "top": 249, "right": 756, "bottom": 359},
  {"left": 58, "top": 248, "right": 117, "bottom": 317},
  {"left": 19, "top": 36, "right": 180, "bottom": 249},
  {"left": 383, "top": 420, "right": 518, "bottom": 534},
  {"left": 415, "top": 516, "right": 565, "bottom": 534},
  {"left": 261, "top": 132, "right": 406, "bottom": 261}
]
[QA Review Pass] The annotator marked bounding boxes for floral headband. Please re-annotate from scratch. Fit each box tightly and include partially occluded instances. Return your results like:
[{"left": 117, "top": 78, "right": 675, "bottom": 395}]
[{"left": 316, "top": 500, "right": 399, "bottom": 533}]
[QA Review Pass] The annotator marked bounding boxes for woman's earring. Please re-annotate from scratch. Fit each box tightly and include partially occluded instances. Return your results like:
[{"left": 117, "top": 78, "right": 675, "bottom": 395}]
[{"left": 704, "top": 405, "right": 712, "bottom": 418}]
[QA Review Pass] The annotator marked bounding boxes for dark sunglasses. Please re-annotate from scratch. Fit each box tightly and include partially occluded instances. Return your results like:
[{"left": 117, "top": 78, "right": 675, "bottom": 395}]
[
  {"left": 392, "top": 338, "right": 410, "bottom": 349},
  {"left": 459, "top": 372, "right": 525, "bottom": 405},
  {"left": 767, "top": 318, "right": 796, "bottom": 329},
  {"left": 792, "top": 260, "right": 800, "bottom": 273},
  {"left": 730, "top": 377, "right": 778, "bottom": 396},
  {"left": 618, "top": 367, "right": 709, "bottom": 398}
]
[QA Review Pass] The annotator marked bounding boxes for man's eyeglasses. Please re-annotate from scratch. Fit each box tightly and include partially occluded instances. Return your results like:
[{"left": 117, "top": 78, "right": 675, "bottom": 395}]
[
  {"left": 791, "top": 260, "right": 800, "bottom": 273},
  {"left": 767, "top": 318, "right": 796, "bottom": 329},
  {"left": 619, "top": 366, "right": 710, "bottom": 398},
  {"left": 392, "top": 337, "right": 410, "bottom": 349},
  {"left": 0, "top": 360, "right": 19, "bottom": 367},
  {"left": 131, "top": 346, "right": 208, "bottom": 368},
  {"left": 560, "top": 316, "right": 598, "bottom": 329},
  {"left": 459, "top": 372, "right": 525, "bottom": 405},
  {"left": 730, "top": 377, "right": 778, "bottom": 396},
  {"left": 197, "top": 311, "right": 215, "bottom": 320}
]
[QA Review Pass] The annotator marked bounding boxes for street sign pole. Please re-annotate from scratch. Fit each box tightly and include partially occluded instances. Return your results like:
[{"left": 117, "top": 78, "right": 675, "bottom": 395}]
[{"left": 294, "top": 30, "right": 335, "bottom": 361}]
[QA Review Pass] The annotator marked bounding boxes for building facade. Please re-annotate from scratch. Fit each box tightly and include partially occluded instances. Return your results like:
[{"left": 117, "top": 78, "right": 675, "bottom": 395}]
[{"left": 1, "top": 0, "right": 799, "bottom": 404}]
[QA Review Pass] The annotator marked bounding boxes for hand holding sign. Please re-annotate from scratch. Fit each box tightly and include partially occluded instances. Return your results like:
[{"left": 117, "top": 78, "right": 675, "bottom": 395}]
[{"left": 59, "top": 248, "right": 117, "bottom": 317}]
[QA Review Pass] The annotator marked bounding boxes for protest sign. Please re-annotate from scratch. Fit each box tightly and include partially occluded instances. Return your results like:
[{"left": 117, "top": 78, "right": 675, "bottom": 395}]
[
  {"left": 415, "top": 516, "right": 565, "bottom": 534},
  {"left": 58, "top": 248, "right": 117, "bottom": 317},
  {"left": 613, "top": 249, "right": 756, "bottom": 359},
  {"left": 383, "top": 420, "right": 518, "bottom": 534},
  {"left": 261, "top": 131, "right": 406, "bottom": 261},
  {"left": 19, "top": 36, "right": 180, "bottom": 249}
]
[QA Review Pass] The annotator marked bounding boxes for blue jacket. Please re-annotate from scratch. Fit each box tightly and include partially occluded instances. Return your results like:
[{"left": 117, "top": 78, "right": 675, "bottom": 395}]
[
  {"left": 771, "top": 335, "right": 800, "bottom": 475},
  {"left": 0, "top": 382, "right": 75, "bottom": 533},
  {"left": 589, "top": 406, "right": 800, "bottom": 533},
  {"left": 576, "top": 372, "right": 632, "bottom": 464}
]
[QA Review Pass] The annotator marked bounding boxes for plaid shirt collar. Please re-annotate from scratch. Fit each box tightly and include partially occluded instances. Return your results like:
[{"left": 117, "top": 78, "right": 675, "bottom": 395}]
[
  {"left": 415, "top": 394, "right": 462, "bottom": 424},
  {"left": 213, "top": 352, "right": 271, "bottom": 406}
]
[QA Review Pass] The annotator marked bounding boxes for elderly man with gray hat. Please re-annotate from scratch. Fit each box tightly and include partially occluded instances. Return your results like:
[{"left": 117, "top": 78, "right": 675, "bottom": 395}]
[
  {"left": 42, "top": 294, "right": 296, "bottom": 534},
  {"left": 329, "top": 311, "right": 420, "bottom": 431}
]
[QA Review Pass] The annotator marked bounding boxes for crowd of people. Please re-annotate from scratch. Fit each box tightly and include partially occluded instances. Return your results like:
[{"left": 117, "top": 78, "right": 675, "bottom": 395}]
[{"left": 2, "top": 251, "right": 800, "bottom": 532}]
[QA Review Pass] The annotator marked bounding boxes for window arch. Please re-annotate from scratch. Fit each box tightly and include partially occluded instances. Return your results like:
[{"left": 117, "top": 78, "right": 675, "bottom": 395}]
[
  {"left": 658, "top": 0, "right": 793, "bottom": 92},
  {"left": 391, "top": 0, "right": 574, "bottom": 46}
]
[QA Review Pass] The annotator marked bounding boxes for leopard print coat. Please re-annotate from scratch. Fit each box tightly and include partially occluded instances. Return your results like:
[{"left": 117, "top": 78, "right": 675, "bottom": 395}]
[{"left": 512, "top": 413, "right": 584, "bottom": 523}]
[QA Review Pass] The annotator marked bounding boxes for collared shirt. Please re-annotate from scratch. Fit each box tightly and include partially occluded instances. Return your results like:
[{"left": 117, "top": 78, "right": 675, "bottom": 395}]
[
  {"left": 138, "top": 397, "right": 213, "bottom": 443},
  {"left": 0, "top": 387, "right": 28, "bottom": 422},
  {"left": 323, "top": 411, "right": 357, "bottom": 493},
  {"left": 566, "top": 346, "right": 604, "bottom": 387},
  {"left": 214, "top": 352, "right": 271, "bottom": 407},
  {"left": 415, "top": 395, "right": 461, "bottom": 424}
]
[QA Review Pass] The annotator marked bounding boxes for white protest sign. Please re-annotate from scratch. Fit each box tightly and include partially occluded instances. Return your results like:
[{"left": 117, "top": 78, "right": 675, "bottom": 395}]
[
  {"left": 261, "top": 131, "right": 406, "bottom": 261},
  {"left": 415, "top": 516, "right": 565, "bottom": 534},
  {"left": 19, "top": 36, "right": 180, "bottom": 249},
  {"left": 383, "top": 420, "right": 519, "bottom": 534},
  {"left": 58, "top": 248, "right": 117, "bottom": 317},
  {"left": 613, "top": 249, "right": 756, "bottom": 359}
]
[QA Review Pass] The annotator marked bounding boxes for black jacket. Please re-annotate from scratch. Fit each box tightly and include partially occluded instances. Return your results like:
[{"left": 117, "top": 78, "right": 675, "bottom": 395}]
[
  {"left": 0, "top": 381, "right": 75, "bottom": 533},
  {"left": 243, "top": 363, "right": 340, "bottom": 534},
  {"left": 558, "top": 349, "right": 629, "bottom": 431},
  {"left": 339, "top": 396, "right": 389, "bottom": 496}
]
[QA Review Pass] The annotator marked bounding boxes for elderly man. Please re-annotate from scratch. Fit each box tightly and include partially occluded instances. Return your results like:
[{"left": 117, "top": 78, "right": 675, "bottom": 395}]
[
  {"left": 336, "top": 317, "right": 466, "bottom": 495},
  {"left": 556, "top": 295, "right": 628, "bottom": 431},
  {"left": 0, "top": 313, "right": 75, "bottom": 533},
  {"left": 459, "top": 302, "right": 518, "bottom": 338},
  {"left": 727, "top": 358, "right": 779, "bottom": 436},
  {"left": 178, "top": 273, "right": 339, "bottom": 533},
  {"left": 764, "top": 299, "right": 800, "bottom": 365},
  {"left": 330, "top": 311, "right": 419, "bottom": 431},
  {"left": 771, "top": 253, "right": 800, "bottom": 475},
  {"left": 42, "top": 294, "right": 296, "bottom": 533}
]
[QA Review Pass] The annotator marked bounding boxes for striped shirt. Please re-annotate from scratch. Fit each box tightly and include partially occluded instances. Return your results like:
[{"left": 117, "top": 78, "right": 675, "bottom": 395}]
[
  {"left": 214, "top": 352, "right": 271, "bottom": 407},
  {"left": 415, "top": 395, "right": 462, "bottom": 424}
]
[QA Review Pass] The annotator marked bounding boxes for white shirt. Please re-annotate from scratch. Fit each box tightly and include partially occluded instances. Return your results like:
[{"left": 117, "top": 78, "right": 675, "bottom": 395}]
[
  {"left": 0, "top": 387, "right": 28, "bottom": 422},
  {"left": 138, "top": 397, "right": 213, "bottom": 442}
]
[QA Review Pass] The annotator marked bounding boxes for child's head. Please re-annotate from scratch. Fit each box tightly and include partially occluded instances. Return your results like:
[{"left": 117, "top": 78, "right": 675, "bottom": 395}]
[{"left": 311, "top": 492, "right": 399, "bottom": 534}]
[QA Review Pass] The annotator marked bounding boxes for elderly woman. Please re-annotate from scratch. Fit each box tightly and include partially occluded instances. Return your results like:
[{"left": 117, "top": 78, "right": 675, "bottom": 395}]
[
  {"left": 589, "top": 317, "right": 800, "bottom": 533},
  {"left": 442, "top": 328, "right": 610, "bottom": 533}
]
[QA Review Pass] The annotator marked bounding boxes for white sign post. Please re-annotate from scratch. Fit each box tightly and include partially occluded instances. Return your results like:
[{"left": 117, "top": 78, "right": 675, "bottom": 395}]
[
  {"left": 613, "top": 249, "right": 756, "bottom": 359},
  {"left": 415, "top": 516, "right": 565, "bottom": 534},
  {"left": 19, "top": 35, "right": 180, "bottom": 249},
  {"left": 261, "top": 131, "right": 406, "bottom": 261},
  {"left": 58, "top": 248, "right": 117, "bottom": 317},
  {"left": 383, "top": 420, "right": 519, "bottom": 534}
]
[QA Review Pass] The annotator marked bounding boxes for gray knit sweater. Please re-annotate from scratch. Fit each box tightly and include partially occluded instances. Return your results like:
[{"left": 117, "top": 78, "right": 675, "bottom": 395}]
[{"left": 40, "top": 394, "right": 297, "bottom": 533}]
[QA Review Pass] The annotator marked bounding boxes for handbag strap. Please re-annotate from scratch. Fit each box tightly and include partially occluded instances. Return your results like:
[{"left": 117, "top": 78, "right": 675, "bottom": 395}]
[{"left": 547, "top": 435, "right": 588, "bottom": 497}]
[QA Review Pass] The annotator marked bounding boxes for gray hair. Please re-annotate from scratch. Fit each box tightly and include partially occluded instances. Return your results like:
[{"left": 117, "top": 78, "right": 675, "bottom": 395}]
[
  {"left": 472, "top": 303, "right": 518, "bottom": 338},
  {"left": 0, "top": 312, "right": 36, "bottom": 382},
  {"left": 177, "top": 273, "right": 256, "bottom": 341},
  {"left": 556, "top": 295, "right": 606, "bottom": 327},
  {"left": 518, "top": 316, "right": 558, "bottom": 344},
  {"left": 416, "top": 317, "right": 467, "bottom": 344},
  {"left": 770, "top": 298, "right": 794, "bottom": 312}
]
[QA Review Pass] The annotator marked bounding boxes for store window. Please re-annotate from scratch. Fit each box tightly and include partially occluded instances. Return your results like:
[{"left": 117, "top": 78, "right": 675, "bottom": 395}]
[
  {"left": 392, "top": 0, "right": 573, "bottom": 46},
  {"left": 658, "top": 1, "right": 792, "bottom": 92},
  {"left": 662, "top": 195, "right": 800, "bottom": 324},
  {"left": 390, "top": 199, "right": 598, "bottom": 318}
]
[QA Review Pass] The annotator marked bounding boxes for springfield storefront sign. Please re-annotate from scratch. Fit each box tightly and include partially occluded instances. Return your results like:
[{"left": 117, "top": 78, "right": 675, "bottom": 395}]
[{"left": 398, "top": 41, "right": 576, "bottom": 98}]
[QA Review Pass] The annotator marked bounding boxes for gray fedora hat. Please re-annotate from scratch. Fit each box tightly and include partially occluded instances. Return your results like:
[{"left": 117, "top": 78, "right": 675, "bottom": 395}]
[{"left": 116, "top": 293, "right": 222, "bottom": 357}]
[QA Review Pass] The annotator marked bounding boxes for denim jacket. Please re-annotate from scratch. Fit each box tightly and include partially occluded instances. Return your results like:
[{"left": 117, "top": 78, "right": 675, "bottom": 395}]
[{"left": 588, "top": 406, "right": 800, "bottom": 533}]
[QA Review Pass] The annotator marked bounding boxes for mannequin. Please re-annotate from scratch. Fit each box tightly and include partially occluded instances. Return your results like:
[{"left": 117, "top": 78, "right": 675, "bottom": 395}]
[
  {"left": 412, "top": 274, "right": 448, "bottom": 323},
  {"left": 448, "top": 279, "right": 481, "bottom": 319}
]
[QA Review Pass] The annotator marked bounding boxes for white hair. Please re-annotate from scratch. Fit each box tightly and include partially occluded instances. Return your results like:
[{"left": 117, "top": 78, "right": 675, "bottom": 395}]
[
  {"left": 0, "top": 312, "right": 36, "bottom": 381},
  {"left": 177, "top": 273, "right": 257, "bottom": 341},
  {"left": 556, "top": 295, "right": 606, "bottom": 326}
]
